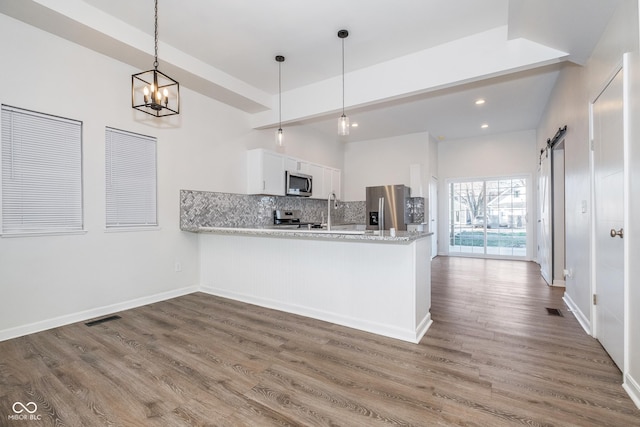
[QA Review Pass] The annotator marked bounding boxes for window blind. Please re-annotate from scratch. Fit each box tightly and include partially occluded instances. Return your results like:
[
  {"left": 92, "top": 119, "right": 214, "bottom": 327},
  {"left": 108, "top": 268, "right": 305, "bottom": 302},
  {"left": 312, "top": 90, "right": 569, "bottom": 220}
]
[
  {"left": 1, "top": 105, "right": 83, "bottom": 234},
  {"left": 105, "top": 127, "right": 157, "bottom": 228}
]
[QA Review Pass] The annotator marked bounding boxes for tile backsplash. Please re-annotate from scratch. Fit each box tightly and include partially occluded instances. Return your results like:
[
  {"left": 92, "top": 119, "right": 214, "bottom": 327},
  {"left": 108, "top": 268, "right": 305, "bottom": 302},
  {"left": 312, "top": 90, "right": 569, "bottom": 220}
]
[{"left": 180, "top": 190, "right": 423, "bottom": 231}]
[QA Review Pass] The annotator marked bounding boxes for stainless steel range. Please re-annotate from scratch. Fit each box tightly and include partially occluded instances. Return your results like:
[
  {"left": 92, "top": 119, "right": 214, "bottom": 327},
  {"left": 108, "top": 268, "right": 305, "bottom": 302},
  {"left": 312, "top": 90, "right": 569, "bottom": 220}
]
[{"left": 273, "top": 210, "right": 321, "bottom": 229}]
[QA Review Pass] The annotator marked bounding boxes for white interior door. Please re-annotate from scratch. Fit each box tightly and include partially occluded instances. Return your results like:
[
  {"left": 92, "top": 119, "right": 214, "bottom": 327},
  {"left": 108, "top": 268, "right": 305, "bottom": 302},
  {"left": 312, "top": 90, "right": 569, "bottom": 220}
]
[
  {"left": 538, "top": 155, "right": 552, "bottom": 285},
  {"left": 429, "top": 177, "right": 438, "bottom": 258},
  {"left": 552, "top": 144, "right": 566, "bottom": 286},
  {"left": 593, "top": 67, "right": 625, "bottom": 370}
]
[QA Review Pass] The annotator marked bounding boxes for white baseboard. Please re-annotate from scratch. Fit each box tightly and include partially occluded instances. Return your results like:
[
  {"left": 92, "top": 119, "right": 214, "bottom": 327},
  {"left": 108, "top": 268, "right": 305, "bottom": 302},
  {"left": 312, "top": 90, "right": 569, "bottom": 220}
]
[
  {"left": 551, "top": 279, "right": 566, "bottom": 287},
  {"left": 200, "top": 285, "right": 430, "bottom": 344},
  {"left": 0, "top": 285, "right": 199, "bottom": 342},
  {"left": 563, "top": 292, "right": 591, "bottom": 335},
  {"left": 623, "top": 373, "right": 640, "bottom": 409},
  {"left": 2, "top": 282, "right": 427, "bottom": 344},
  {"left": 415, "top": 313, "right": 433, "bottom": 343}
]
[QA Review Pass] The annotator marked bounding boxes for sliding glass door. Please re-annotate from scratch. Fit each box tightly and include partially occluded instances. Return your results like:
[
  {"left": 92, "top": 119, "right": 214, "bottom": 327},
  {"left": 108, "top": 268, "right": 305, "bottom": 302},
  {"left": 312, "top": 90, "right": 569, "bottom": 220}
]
[{"left": 448, "top": 177, "right": 528, "bottom": 258}]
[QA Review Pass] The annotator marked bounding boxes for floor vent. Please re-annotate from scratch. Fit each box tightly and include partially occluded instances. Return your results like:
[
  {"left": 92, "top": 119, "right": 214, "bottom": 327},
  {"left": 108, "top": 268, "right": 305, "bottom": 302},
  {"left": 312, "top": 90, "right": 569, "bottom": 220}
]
[
  {"left": 85, "top": 315, "right": 122, "bottom": 327},
  {"left": 545, "top": 308, "right": 563, "bottom": 317}
]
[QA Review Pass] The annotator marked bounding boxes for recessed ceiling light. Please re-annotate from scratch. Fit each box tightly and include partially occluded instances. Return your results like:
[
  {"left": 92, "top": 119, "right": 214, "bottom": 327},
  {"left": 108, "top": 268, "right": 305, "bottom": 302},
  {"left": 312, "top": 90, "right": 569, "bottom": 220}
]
[
  {"left": 481, "top": 123, "right": 489, "bottom": 129},
  {"left": 475, "top": 99, "right": 486, "bottom": 105}
]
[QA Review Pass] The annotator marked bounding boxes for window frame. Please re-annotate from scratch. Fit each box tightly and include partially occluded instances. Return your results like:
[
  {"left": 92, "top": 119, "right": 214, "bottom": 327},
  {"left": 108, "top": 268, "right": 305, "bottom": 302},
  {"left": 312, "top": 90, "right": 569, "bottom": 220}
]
[
  {"left": 1, "top": 104, "right": 84, "bottom": 237},
  {"left": 105, "top": 126, "right": 158, "bottom": 231},
  {"left": 446, "top": 174, "right": 530, "bottom": 259}
]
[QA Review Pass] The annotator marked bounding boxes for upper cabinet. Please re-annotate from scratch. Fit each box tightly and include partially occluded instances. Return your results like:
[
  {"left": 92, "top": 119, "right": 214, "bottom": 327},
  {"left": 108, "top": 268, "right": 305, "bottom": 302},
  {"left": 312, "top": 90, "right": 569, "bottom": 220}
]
[
  {"left": 284, "top": 156, "right": 300, "bottom": 173},
  {"left": 299, "top": 162, "right": 341, "bottom": 200},
  {"left": 300, "top": 162, "right": 324, "bottom": 198},
  {"left": 247, "top": 149, "right": 285, "bottom": 196},
  {"left": 327, "top": 168, "right": 341, "bottom": 198},
  {"left": 247, "top": 149, "right": 341, "bottom": 199}
]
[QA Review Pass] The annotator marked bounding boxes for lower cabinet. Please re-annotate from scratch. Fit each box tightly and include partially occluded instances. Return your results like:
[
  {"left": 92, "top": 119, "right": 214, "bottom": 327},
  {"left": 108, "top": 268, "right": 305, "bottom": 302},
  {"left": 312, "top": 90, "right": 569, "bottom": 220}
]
[{"left": 199, "top": 232, "right": 432, "bottom": 343}]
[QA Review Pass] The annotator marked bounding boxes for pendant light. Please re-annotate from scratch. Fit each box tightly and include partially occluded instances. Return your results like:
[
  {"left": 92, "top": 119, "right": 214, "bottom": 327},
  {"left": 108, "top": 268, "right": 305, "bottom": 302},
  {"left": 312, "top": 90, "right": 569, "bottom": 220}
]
[
  {"left": 337, "top": 29, "right": 349, "bottom": 136},
  {"left": 131, "top": 0, "right": 180, "bottom": 117},
  {"left": 275, "top": 55, "right": 285, "bottom": 147}
]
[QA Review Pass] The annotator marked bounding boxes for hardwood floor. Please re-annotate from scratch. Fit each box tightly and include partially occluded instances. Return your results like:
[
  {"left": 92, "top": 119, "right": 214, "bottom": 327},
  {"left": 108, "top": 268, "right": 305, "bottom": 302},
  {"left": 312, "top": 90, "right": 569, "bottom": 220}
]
[{"left": 1, "top": 257, "right": 638, "bottom": 426}]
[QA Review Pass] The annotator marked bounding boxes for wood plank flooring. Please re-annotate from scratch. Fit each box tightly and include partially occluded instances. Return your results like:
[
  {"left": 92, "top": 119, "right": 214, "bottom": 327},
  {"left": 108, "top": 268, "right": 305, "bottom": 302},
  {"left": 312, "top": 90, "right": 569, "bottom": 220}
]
[{"left": 1, "top": 257, "right": 638, "bottom": 426}]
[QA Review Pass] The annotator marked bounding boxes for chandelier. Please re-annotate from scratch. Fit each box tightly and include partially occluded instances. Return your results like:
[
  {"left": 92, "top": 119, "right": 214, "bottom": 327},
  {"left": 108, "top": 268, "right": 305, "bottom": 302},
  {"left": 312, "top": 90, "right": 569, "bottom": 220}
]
[{"left": 131, "top": 0, "right": 180, "bottom": 117}]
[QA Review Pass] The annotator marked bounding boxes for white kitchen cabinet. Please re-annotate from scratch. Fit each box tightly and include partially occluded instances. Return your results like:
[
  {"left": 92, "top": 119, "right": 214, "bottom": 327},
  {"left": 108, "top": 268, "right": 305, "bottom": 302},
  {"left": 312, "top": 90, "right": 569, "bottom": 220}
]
[
  {"left": 300, "top": 162, "right": 340, "bottom": 200},
  {"left": 284, "top": 156, "right": 300, "bottom": 173},
  {"left": 322, "top": 167, "right": 341, "bottom": 199},
  {"left": 298, "top": 161, "right": 324, "bottom": 199},
  {"left": 246, "top": 149, "right": 341, "bottom": 199},
  {"left": 322, "top": 169, "right": 332, "bottom": 199},
  {"left": 307, "top": 163, "right": 325, "bottom": 199},
  {"left": 327, "top": 168, "right": 341, "bottom": 199},
  {"left": 247, "top": 149, "right": 285, "bottom": 196},
  {"left": 199, "top": 231, "right": 432, "bottom": 343},
  {"left": 297, "top": 161, "right": 310, "bottom": 175}
]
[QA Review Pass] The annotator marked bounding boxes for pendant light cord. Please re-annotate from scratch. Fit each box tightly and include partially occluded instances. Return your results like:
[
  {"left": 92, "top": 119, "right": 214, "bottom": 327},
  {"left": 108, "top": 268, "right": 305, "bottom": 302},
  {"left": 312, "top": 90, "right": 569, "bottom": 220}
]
[
  {"left": 337, "top": 29, "right": 348, "bottom": 117},
  {"left": 279, "top": 61, "right": 282, "bottom": 129},
  {"left": 341, "top": 37, "right": 345, "bottom": 115}
]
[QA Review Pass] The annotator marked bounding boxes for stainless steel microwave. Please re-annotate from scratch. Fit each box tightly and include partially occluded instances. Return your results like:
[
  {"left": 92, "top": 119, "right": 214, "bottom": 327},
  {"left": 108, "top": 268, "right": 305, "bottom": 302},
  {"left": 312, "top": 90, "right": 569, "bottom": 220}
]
[{"left": 285, "top": 171, "right": 312, "bottom": 197}]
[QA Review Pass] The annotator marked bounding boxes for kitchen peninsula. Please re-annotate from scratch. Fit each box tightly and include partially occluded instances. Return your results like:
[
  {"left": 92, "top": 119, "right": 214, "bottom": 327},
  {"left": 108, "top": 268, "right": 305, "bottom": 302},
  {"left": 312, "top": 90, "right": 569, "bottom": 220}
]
[{"left": 196, "top": 226, "right": 433, "bottom": 343}]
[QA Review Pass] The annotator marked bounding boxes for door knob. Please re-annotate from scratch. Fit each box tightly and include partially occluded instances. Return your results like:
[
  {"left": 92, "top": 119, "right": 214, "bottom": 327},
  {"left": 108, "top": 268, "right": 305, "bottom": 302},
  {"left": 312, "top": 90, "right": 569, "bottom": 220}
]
[{"left": 610, "top": 228, "right": 624, "bottom": 238}]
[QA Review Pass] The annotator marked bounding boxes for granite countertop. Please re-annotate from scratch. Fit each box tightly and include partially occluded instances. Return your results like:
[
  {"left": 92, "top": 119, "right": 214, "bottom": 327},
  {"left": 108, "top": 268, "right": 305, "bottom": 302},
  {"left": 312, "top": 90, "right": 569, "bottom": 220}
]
[{"left": 188, "top": 225, "right": 433, "bottom": 243}]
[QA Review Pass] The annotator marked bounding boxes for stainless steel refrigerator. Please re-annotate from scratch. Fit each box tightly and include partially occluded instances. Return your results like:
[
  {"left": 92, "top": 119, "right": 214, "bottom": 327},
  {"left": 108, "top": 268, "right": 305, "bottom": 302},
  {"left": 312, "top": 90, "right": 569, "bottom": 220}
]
[{"left": 366, "top": 185, "right": 411, "bottom": 231}]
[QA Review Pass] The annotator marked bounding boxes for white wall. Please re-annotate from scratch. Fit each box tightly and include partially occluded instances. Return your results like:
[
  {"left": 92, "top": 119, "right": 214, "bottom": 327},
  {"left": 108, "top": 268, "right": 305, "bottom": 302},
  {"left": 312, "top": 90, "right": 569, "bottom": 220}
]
[
  {"left": 536, "top": 0, "right": 639, "bottom": 406},
  {"left": 271, "top": 125, "right": 344, "bottom": 171},
  {"left": 437, "top": 129, "right": 538, "bottom": 258},
  {"left": 537, "top": 0, "right": 637, "bottom": 332},
  {"left": 0, "top": 14, "right": 342, "bottom": 339},
  {"left": 537, "top": 63, "right": 591, "bottom": 318},
  {"left": 343, "top": 132, "right": 432, "bottom": 201},
  {"left": 429, "top": 133, "right": 439, "bottom": 180},
  {"left": 627, "top": 44, "right": 640, "bottom": 407},
  {"left": 438, "top": 129, "right": 537, "bottom": 179},
  {"left": 0, "top": 14, "right": 225, "bottom": 337}
]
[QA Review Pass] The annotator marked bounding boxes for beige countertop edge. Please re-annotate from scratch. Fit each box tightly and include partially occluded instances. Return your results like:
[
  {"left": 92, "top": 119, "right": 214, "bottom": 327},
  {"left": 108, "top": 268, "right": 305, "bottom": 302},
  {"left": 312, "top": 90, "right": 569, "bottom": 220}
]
[{"left": 185, "top": 226, "right": 433, "bottom": 243}]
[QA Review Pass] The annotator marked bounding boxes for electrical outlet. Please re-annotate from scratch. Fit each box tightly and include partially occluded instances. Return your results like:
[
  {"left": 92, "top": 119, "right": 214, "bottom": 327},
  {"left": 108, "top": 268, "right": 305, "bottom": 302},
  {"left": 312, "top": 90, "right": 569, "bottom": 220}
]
[{"left": 174, "top": 262, "right": 182, "bottom": 272}]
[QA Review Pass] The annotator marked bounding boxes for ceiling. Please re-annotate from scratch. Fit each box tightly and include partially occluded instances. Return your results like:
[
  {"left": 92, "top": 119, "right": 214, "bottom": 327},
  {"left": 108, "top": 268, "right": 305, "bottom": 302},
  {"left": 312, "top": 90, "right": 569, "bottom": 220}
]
[{"left": 0, "top": 0, "right": 622, "bottom": 142}]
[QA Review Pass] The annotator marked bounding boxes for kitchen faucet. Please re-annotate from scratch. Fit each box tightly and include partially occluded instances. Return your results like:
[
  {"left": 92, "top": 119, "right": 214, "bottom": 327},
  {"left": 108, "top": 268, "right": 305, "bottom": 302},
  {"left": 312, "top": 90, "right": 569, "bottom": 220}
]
[{"left": 326, "top": 192, "right": 338, "bottom": 230}]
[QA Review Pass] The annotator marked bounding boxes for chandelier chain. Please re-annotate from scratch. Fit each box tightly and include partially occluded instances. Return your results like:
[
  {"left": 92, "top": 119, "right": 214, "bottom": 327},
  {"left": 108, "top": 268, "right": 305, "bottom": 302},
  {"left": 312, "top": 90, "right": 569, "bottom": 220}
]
[{"left": 153, "top": 0, "right": 159, "bottom": 69}]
